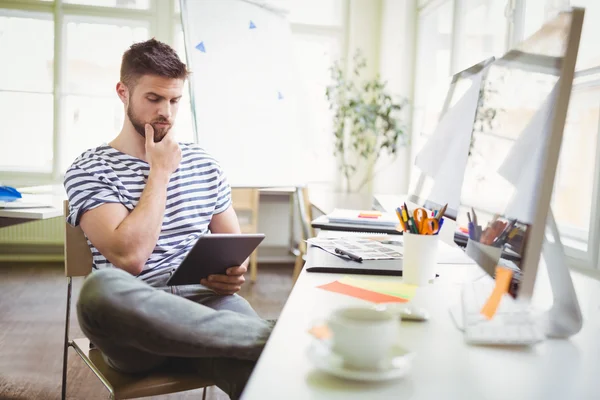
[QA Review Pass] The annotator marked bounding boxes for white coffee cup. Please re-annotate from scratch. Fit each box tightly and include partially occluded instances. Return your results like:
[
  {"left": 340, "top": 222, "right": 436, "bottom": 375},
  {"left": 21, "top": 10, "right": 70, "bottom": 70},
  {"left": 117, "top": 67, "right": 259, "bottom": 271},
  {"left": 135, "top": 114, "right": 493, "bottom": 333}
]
[{"left": 327, "top": 306, "right": 399, "bottom": 370}]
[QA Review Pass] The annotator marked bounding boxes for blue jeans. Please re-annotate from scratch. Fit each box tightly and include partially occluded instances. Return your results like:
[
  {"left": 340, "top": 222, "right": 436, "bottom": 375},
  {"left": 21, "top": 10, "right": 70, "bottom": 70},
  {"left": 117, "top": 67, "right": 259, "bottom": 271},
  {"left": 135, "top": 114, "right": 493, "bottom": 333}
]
[{"left": 76, "top": 268, "right": 273, "bottom": 399}]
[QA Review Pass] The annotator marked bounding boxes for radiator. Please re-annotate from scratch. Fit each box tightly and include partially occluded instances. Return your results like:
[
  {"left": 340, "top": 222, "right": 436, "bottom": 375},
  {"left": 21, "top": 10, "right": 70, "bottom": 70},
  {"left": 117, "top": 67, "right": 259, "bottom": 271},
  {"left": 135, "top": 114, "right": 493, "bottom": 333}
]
[{"left": 0, "top": 217, "right": 64, "bottom": 262}]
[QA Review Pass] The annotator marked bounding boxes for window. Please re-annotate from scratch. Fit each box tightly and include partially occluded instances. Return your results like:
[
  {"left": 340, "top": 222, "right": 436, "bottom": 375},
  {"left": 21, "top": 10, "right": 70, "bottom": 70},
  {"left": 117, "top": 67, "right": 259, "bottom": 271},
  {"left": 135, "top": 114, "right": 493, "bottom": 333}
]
[
  {"left": 0, "top": 13, "right": 54, "bottom": 172},
  {"left": 173, "top": 24, "right": 195, "bottom": 145},
  {"left": 570, "top": 0, "right": 600, "bottom": 70},
  {"left": 452, "top": 0, "right": 508, "bottom": 73},
  {"left": 63, "top": 18, "right": 149, "bottom": 171},
  {"left": 0, "top": 0, "right": 168, "bottom": 182},
  {"left": 552, "top": 71, "right": 600, "bottom": 254},
  {"left": 412, "top": 1, "right": 453, "bottom": 167},
  {"left": 64, "top": 0, "right": 150, "bottom": 9}
]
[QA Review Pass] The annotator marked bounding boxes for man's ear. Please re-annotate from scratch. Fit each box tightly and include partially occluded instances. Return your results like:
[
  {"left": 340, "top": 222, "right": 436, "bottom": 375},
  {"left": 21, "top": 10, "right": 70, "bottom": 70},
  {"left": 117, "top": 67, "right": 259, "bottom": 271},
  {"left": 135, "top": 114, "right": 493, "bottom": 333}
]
[{"left": 116, "top": 82, "right": 129, "bottom": 105}]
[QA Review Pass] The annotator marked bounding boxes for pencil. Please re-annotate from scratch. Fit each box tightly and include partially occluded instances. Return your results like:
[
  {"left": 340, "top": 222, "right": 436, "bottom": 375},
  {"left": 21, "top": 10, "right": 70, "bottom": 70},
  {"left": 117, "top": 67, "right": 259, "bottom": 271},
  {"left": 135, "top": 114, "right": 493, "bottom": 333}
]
[
  {"left": 395, "top": 208, "right": 407, "bottom": 232},
  {"left": 436, "top": 204, "right": 448, "bottom": 222}
]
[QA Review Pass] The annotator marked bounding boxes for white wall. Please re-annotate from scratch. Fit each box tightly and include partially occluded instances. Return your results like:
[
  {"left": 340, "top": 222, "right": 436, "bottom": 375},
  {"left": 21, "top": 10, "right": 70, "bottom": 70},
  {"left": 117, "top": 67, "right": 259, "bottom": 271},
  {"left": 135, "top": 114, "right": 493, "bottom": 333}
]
[
  {"left": 372, "top": 0, "right": 418, "bottom": 195},
  {"left": 332, "top": 0, "right": 417, "bottom": 196}
]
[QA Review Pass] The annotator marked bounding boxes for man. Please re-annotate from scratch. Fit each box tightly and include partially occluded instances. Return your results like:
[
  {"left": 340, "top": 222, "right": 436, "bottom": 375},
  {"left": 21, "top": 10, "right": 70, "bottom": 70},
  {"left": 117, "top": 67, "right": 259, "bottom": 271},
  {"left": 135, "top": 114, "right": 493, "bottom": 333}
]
[{"left": 64, "top": 38, "right": 272, "bottom": 399}]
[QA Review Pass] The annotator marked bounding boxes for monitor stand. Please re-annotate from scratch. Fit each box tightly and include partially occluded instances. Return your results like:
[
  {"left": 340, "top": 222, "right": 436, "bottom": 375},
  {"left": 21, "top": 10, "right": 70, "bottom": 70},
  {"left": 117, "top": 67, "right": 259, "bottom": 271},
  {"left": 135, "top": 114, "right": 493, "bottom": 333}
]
[{"left": 541, "top": 210, "right": 583, "bottom": 338}]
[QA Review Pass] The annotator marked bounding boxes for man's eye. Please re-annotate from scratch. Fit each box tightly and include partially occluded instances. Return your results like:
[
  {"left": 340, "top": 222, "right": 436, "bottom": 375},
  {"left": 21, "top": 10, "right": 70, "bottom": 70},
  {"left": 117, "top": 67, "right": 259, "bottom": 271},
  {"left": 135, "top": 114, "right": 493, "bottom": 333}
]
[
  {"left": 171, "top": 98, "right": 181, "bottom": 104},
  {"left": 148, "top": 98, "right": 159, "bottom": 102}
]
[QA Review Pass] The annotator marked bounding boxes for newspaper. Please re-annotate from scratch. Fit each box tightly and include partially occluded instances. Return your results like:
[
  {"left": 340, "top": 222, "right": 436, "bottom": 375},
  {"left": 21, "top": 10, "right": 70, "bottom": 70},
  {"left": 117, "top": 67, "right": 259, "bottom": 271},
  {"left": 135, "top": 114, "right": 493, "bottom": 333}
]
[{"left": 307, "top": 237, "right": 403, "bottom": 260}]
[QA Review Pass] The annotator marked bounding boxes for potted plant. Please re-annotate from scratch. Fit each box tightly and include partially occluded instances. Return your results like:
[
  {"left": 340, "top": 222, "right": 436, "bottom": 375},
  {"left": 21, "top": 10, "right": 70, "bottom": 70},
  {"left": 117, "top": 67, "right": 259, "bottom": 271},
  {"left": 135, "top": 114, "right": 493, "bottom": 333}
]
[{"left": 326, "top": 50, "right": 408, "bottom": 193}]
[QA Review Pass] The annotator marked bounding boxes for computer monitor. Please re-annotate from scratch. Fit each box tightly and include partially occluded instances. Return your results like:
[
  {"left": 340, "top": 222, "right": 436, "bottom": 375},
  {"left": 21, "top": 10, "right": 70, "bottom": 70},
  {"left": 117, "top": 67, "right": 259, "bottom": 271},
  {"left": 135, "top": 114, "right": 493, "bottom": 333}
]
[
  {"left": 407, "top": 57, "right": 495, "bottom": 222},
  {"left": 457, "top": 8, "right": 584, "bottom": 302}
]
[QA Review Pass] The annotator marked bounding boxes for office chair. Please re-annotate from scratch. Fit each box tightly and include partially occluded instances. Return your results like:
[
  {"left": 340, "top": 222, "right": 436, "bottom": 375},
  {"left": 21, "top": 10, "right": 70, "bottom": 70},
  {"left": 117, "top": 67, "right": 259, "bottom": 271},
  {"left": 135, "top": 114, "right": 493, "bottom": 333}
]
[
  {"left": 292, "top": 187, "right": 315, "bottom": 282},
  {"left": 61, "top": 201, "right": 215, "bottom": 400}
]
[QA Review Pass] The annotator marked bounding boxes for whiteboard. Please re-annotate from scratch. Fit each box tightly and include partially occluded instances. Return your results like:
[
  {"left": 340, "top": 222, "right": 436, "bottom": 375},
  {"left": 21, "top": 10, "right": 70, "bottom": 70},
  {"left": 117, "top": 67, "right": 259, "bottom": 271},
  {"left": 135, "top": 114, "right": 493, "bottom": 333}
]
[{"left": 181, "top": 0, "right": 305, "bottom": 187}]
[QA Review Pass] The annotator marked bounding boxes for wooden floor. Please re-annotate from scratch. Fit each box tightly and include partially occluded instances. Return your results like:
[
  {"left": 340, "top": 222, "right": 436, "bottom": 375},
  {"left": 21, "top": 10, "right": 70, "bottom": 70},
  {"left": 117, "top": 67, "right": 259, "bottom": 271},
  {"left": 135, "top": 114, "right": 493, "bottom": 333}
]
[{"left": 0, "top": 262, "right": 295, "bottom": 400}]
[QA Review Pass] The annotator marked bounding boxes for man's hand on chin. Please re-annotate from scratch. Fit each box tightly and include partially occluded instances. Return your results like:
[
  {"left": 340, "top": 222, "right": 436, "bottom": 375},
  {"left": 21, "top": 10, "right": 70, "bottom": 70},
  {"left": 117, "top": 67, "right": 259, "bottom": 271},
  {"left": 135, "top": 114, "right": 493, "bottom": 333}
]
[{"left": 201, "top": 263, "right": 247, "bottom": 295}]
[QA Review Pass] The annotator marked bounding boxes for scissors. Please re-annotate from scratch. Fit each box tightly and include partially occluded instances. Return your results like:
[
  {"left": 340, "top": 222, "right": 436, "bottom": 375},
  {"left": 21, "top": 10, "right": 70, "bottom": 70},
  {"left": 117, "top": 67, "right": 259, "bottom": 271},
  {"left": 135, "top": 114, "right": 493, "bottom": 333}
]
[{"left": 413, "top": 208, "right": 439, "bottom": 235}]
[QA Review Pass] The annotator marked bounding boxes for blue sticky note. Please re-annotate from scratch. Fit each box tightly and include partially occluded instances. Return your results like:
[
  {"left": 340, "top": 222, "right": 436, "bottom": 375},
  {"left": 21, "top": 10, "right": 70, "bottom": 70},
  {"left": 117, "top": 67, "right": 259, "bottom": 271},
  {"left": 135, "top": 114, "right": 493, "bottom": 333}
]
[
  {"left": 195, "top": 41, "right": 206, "bottom": 53},
  {"left": 249, "top": 20, "right": 256, "bottom": 29},
  {"left": 277, "top": 91, "right": 284, "bottom": 100}
]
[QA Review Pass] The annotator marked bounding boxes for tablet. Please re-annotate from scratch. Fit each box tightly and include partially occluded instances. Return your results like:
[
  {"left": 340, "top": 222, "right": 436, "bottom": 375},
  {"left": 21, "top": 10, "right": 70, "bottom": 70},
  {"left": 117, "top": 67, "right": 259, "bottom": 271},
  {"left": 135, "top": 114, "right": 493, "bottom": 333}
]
[{"left": 166, "top": 233, "right": 265, "bottom": 286}]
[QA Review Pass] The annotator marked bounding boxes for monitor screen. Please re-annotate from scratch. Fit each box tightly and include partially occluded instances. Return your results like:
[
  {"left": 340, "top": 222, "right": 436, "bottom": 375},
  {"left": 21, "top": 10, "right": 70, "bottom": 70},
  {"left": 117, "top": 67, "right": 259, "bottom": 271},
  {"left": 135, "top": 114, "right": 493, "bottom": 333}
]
[
  {"left": 457, "top": 10, "right": 580, "bottom": 298},
  {"left": 407, "top": 58, "right": 494, "bottom": 221}
]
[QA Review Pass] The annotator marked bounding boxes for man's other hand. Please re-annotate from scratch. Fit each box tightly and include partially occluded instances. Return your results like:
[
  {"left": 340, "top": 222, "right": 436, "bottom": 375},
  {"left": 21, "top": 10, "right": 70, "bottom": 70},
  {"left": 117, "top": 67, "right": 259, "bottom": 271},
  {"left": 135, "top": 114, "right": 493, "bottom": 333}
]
[{"left": 201, "top": 264, "right": 247, "bottom": 295}]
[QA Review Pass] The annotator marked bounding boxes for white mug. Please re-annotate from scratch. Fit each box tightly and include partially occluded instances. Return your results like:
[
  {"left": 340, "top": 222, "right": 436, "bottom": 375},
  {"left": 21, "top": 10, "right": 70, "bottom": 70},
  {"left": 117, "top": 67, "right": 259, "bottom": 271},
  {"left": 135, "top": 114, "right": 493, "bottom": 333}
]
[{"left": 327, "top": 306, "right": 399, "bottom": 370}]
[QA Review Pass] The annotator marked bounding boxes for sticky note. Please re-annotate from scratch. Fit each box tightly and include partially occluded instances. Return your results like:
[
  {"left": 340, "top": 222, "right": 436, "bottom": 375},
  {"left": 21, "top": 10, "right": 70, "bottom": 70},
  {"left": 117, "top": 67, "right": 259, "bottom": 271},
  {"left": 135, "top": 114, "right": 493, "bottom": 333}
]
[
  {"left": 339, "top": 276, "right": 417, "bottom": 300},
  {"left": 195, "top": 41, "right": 206, "bottom": 53},
  {"left": 317, "top": 281, "right": 408, "bottom": 304},
  {"left": 308, "top": 324, "right": 331, "bottom": 340},
  {"left": 480, "top": 267, "right": 513, "bottom": 319},
  {"left": 358, "top": 211, "right": 382, "bottom": 218}
]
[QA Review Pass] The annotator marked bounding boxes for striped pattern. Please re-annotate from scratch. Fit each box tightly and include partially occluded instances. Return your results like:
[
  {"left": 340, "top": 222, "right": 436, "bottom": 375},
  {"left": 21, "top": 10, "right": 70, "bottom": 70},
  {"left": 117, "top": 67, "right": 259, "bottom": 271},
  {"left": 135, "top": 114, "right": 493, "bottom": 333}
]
[{"left": 64, "top": 143, "right": 231, "bottom": 281}]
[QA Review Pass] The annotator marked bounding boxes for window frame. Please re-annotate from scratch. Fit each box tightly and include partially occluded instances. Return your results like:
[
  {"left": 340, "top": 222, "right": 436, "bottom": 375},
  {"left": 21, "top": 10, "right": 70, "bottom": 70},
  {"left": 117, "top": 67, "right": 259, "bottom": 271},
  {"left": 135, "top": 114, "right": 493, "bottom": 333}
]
[{"left": 0, "top": 0, "right": 173, "bottom": 185}]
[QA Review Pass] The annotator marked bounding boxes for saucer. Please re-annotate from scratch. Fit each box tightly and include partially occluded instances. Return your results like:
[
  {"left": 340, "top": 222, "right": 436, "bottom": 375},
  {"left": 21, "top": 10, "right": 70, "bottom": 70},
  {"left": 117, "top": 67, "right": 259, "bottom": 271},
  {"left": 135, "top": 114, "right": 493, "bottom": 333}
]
[{"left": 307, "top": 339, "right": 414, "bottom": 382}]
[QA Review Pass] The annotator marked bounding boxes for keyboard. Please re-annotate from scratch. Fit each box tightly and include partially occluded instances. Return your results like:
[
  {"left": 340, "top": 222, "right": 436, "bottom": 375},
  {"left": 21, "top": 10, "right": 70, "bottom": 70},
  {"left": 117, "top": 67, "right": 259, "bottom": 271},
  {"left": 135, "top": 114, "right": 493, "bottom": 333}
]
[{"left": 461, "top": 279, "right": 545, "bottom": 345}]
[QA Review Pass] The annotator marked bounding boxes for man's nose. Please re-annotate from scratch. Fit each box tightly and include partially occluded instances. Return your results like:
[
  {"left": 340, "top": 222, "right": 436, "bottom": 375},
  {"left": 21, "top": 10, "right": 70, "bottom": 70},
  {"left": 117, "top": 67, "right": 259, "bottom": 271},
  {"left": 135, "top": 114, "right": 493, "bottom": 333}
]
[{"left": 159, "top": 101, "right": 172, "bottom": 120}]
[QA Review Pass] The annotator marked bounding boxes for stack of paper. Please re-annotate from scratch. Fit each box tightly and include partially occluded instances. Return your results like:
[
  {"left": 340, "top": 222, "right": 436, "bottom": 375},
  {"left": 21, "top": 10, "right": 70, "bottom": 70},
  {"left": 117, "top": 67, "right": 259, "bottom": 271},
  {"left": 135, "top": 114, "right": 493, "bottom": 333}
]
[
  {"left": 307, "top": 237, "right": 402, "bottom": 260},
  {"left": 327, "top": 208, "right": 398, "bottom": 227}
]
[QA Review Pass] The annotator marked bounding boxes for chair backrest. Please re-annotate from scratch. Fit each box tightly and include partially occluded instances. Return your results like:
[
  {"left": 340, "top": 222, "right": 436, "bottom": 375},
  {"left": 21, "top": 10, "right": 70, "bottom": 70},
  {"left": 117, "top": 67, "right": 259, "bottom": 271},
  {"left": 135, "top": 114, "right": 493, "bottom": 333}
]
[
  {"left": 63, "top": 200, "right": 93, "bottom": 277},
  {"left": 231, "top": 188, "right": 260, "bottom": 234},
  {"left": 297, "top": 187, "right": 315, "bottom": 240}
]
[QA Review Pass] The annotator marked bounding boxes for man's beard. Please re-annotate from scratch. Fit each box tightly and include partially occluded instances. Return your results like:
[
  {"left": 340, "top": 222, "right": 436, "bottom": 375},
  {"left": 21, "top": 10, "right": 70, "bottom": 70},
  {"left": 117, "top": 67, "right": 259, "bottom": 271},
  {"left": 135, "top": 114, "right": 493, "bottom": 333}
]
[{"left": 127, "top": 102, "right": 172, "bottom": 143}]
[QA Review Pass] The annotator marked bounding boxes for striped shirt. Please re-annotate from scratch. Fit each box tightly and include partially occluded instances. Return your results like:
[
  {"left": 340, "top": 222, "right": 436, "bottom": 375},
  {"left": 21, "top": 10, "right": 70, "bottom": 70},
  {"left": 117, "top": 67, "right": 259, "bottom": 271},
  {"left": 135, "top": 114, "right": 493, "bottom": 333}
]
[{"left": 64, "top": 143, "right": 232, "bottom": 282}]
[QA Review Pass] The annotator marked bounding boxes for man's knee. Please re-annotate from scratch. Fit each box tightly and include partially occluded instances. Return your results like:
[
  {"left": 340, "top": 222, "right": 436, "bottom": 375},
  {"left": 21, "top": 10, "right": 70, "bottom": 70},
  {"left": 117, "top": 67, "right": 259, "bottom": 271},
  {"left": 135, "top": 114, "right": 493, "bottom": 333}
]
[
  {"left": 77, "top": 268, "right": 131, "bottom": 327},
  {"left": 203, "top": 294, "right": 258, "bottom": 318}
]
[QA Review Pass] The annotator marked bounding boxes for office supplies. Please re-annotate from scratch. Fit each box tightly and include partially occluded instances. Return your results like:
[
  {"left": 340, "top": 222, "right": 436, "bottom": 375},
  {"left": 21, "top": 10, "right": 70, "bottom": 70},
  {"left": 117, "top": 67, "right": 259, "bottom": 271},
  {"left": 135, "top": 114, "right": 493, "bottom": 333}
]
[
  {"left": 317, "top": 280, "right": 408, "bottom": 304},
  {"left": 0, "top": 186, "right": 22, "bottom": 202},
  {"left": 334, "top": 248, "right": 363, "bottom": 262},
  {"left": 461, "top": 277, "right": 544, "bottom": 345},
  {"left": 311, "top": 214, "right": 404, "bottom": 235},
  {"left": 327, "top": 209, "right": 398, "bottom": 227},
  {"left": 339, "top": 276, "right": 417, "bottom": 300},
  {"left": 480, "top": 266, "right": 513, "bottom": 319},
  {"left": 402, "top": 232, "right": 439, "bottom": 286},
  {"left": 166, "top": 233, "right": 264, "bottom": 285},
  {"left": 307, "top": 237, "right": 402, "bottom": 261},
  {"left": 395, "top": 207, "right": 407, "bottom": 232},
  {"left": 413, "top": 207, "right": 440, "bottom": 235},
  {"left": 435, "top": 203, "right": 448, "bottom": 222}
]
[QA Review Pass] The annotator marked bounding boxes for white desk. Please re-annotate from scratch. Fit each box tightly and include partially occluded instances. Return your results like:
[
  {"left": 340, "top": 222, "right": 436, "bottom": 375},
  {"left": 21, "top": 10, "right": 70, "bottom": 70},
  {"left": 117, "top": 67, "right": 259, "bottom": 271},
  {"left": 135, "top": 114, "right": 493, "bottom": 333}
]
[
  {"left": 242, "top": 236, "right": 600, "bottom": 400},
  {"left": 0, "top": 185, "right": 65, "bottom": 227}
]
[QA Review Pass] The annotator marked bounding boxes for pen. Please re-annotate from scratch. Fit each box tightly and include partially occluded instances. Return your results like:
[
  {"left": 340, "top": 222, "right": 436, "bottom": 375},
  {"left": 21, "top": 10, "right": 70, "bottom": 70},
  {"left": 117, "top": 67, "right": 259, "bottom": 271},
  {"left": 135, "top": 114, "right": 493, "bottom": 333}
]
[
  {"left": 395, "top": 207, "right": 407, "bottom": 232},
  {"left": 335, "top": 247, "right": 363, "bottom": 262},
  {"left": 468, "top": 221, "right": 475, "bottom": 240}
]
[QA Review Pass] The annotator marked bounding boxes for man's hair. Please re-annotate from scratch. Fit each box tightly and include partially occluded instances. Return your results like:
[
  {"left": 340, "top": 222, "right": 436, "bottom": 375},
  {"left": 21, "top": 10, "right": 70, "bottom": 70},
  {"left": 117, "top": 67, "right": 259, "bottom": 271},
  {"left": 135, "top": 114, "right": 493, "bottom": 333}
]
[{"left": 120, "top": 38, "right": 189, "bottom": 88}]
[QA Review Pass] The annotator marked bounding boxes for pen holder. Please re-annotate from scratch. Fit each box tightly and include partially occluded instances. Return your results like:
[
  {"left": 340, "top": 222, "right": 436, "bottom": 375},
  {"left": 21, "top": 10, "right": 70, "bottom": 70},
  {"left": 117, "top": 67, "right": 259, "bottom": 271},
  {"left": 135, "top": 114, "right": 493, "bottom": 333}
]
[
  {"left": 402, "top": 232, "right": 439, "bottom": 286},
  {"left": 465, "top": 239, "right": 503, "bottom": 277}
]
